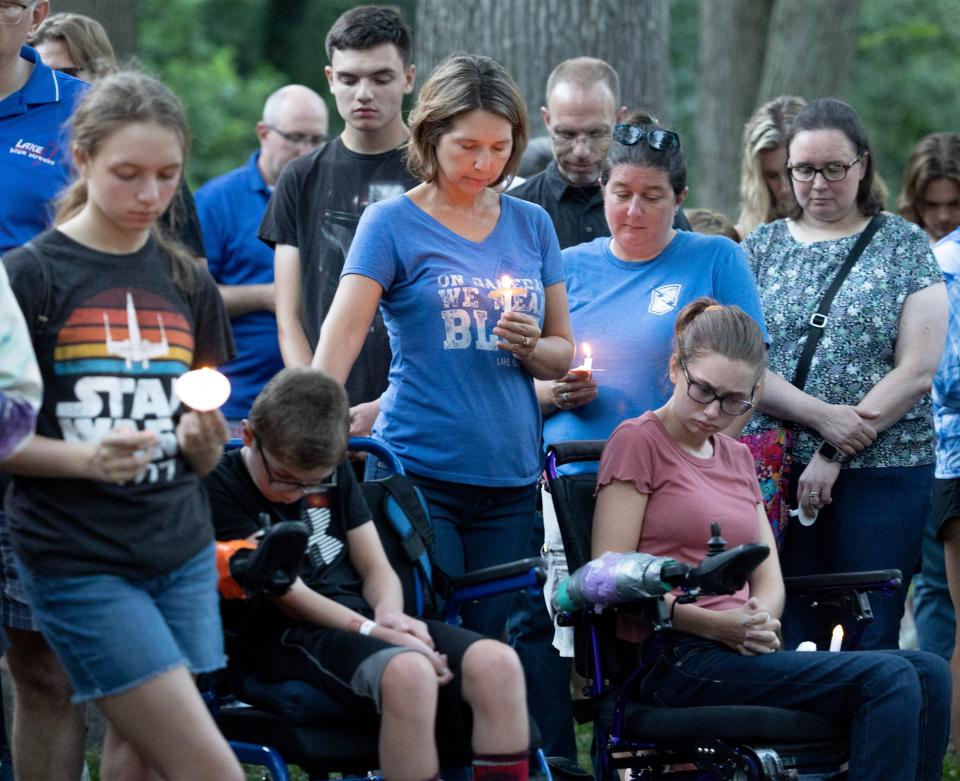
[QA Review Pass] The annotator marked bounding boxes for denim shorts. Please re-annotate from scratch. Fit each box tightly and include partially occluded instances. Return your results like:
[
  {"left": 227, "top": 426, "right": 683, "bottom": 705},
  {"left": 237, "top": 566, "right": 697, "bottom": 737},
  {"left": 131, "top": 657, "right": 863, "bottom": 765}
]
[{"left": 16, "top": 543, "right": 225, "bottom": 703}]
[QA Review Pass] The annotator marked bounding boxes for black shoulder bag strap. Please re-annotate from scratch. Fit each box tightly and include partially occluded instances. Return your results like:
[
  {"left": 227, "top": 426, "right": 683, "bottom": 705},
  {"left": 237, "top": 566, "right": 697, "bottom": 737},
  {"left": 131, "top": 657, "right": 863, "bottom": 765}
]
[
  {"left": 790, "top": 214, "right": 885, "bottom": 391},
  {"left": 17, "top": 240, "right": 52, "bottom": 344}
]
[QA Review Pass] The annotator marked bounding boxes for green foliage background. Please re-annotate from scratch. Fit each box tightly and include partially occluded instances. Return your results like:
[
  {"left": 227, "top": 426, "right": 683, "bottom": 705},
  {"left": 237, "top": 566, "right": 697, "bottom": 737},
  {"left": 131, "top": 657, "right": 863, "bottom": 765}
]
[{"left": 142, "top": 0, "right": 959, "bottom": 207}]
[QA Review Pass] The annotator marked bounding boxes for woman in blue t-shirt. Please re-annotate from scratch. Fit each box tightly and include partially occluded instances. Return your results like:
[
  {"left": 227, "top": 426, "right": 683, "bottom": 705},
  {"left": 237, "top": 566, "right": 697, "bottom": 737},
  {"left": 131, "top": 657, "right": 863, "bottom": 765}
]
[
  {"left": 314, "top": 53, "right": 574, "bottom": 636},
  {"left": 540, "top": 110, "right": 767, "bottom": 462}
]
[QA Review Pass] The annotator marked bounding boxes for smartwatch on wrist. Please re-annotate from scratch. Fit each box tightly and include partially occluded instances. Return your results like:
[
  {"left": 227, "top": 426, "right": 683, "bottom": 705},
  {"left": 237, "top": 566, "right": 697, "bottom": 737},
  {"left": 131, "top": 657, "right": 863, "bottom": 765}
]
[{"left": 817, "top": 440, "right": 849, "bottom": 464}]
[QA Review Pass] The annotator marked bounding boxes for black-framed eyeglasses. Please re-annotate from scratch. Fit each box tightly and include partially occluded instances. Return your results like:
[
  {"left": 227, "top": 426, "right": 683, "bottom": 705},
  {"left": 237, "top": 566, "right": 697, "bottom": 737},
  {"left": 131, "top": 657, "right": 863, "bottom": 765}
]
[
  {"left": 612, "top": 124, "right": 680, "bottom": 151},
  {"left": 0, "top": 1, "right": 34, "bottom": 26},
  {"left": 256, "top": 438, "right": 337, "bottom": 494},
  {"left": 679, "top": 358, "right": 755, "bottom": 416},
  {"left": 266, "top": 125, "right": 326, "bottom": 148},
  {"left": 787, "top": 157, "right": 861, "bottom": 183}
]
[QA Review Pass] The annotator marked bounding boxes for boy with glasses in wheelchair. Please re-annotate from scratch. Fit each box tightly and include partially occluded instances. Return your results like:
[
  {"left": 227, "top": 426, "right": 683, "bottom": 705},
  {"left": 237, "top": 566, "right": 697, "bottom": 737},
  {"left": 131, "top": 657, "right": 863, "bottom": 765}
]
[{"left": 205, "top": 367, "right": 532, "bottom": 781}]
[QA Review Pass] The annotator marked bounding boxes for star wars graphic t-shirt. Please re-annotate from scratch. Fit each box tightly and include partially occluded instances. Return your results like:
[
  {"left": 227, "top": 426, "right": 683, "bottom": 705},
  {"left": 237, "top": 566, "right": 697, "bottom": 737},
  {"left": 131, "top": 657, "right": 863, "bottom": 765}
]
[{"left": 2, "top": 230, "right": 235, "bottom": 578}]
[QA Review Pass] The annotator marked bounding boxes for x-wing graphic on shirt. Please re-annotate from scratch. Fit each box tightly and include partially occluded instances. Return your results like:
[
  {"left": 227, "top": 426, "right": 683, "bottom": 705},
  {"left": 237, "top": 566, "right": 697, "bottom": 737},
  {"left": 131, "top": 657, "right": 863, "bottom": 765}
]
[{"left": 103, "top": 292, "right": 169, "bottom": 369}]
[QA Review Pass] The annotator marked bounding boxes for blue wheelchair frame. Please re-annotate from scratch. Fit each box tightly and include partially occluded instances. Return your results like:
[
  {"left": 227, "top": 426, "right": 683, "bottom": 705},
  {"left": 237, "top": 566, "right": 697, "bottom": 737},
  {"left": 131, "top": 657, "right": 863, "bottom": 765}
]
[{"left": 218, "top": 437, "right": 552, "bottom": 781}]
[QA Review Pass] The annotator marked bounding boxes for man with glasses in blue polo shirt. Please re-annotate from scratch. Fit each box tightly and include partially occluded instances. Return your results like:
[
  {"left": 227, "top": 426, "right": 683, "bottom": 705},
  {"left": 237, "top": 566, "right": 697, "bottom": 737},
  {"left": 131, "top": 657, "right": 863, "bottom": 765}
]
[
  {"left": 1, "top": 3, "right": 87, "bottom": 780},
  {"left": 1, "top": 0, "right": 86, "bottom": 254},
  {"left": 196, "top": 85, "right": 328, "bottom": 432}
]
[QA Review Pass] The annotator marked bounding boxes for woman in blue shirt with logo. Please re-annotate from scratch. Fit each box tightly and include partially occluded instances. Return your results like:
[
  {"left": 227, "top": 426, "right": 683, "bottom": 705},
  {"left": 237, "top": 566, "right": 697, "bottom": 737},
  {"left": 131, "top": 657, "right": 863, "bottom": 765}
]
[{"left": 314, "top": 53, "right": 574, "bottom": 637}]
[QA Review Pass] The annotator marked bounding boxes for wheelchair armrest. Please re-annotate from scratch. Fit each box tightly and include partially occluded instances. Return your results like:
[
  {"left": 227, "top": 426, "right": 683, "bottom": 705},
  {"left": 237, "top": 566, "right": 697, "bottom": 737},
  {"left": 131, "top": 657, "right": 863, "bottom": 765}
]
[
  {"left": 546, "top": 440, "right": 606, "bottom": 468},
  {"left": 785, "top": 569, "right": 901, "bottom": 595},
  {"left": 448, "top": 557, "right": 546, "bottom": 589},
  {"left": 443, "top": 558, "right": 546, "bottom": 623}
]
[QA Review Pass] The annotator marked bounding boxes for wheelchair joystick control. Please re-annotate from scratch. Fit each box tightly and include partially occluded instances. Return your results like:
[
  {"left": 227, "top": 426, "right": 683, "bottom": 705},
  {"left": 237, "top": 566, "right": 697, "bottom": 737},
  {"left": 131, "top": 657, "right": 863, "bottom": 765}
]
[{"left": 706, "top": 523, "right": 726, "bottom": 557}]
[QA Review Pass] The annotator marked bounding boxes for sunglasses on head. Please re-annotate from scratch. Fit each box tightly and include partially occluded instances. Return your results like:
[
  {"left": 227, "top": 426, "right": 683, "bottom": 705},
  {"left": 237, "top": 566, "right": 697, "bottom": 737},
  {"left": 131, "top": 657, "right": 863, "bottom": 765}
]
[{"left": 612, "top": 124, "right": 680, "bottom": 151}]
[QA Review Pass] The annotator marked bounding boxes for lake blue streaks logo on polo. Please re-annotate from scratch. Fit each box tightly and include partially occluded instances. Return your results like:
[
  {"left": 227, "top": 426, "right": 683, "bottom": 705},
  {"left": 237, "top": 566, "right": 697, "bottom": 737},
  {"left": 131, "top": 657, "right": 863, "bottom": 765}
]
[
  {"left": 649, "top": 284, "right": 681, "bottom": 315},
  {"left": 9, "top": 138, "right": 57, "bottom": 167}
]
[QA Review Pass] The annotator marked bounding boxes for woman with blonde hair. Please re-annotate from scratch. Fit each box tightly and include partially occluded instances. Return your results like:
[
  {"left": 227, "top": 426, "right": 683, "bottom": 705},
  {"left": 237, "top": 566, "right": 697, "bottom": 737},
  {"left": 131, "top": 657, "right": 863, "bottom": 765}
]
[{"left": 735, "top": 95, "right": 806, "bottom": 239}]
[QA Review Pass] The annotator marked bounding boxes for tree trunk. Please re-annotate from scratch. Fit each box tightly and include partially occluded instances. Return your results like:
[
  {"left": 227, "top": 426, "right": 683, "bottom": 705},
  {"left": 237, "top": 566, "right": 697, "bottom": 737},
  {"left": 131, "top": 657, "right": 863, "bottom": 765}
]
[
  {"left": 415, "top": 0, "right": 671, "bottom": 134},
  {"left": 758, "top": 0, "right": 862, "bottom": 102},
  {"left": 695, "top": 0, "right": 772, "bottom": 217},
  {"left": 51, "top": 0, "right": 139, "bottom": 61}
]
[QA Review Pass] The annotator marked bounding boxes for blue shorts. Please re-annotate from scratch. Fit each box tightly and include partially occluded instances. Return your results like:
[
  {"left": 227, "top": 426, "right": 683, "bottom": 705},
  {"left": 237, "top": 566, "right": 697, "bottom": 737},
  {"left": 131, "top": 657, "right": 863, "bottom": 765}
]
[{"left": 16, "top": 543, "right": 225, "bottom": 703}]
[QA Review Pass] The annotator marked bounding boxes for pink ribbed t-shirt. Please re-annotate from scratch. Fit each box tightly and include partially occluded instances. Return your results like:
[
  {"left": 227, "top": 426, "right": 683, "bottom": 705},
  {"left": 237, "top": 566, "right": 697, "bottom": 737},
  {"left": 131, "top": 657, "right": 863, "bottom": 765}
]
[{"left": 597, "top": 411, "right": 764, "bottom": 642}]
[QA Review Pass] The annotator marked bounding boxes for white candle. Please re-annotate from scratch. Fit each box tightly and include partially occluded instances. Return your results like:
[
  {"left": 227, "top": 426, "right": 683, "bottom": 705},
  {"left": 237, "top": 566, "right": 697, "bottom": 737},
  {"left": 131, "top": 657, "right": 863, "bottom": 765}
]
[
  {"left": 174, "top": 367, "right": 231, "bottom": 412},
  {"left": 828, "top": 624, "right": 843, "bottom": 652},
  {"left": 499, "top": 275, "right": 514, "bottom": 314},
  {"left": 796, "top": 641, "right": 817, "bottom": 652}
]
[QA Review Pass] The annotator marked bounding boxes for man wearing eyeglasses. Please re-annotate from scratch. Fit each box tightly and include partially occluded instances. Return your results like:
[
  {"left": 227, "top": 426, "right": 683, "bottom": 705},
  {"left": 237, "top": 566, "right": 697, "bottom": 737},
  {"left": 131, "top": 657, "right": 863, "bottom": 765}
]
[
  {"left": 195, "top": 85, "right": 328, "bottom": 432},
  {"left": 1, "top": 3, "right": 89, "bottom": 780},
  {"left": 0, "top": 0, "right": 86, "bottom": 254},
  {"left": 511, "top": 57, "right": 689, "bottom": 252}
]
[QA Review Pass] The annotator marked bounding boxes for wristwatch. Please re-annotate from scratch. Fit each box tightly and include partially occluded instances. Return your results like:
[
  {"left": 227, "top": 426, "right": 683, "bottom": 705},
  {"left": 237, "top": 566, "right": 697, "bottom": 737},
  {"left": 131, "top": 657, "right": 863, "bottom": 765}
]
[{"left": 817, "top": 440, "right": 849, "bottom": 464}]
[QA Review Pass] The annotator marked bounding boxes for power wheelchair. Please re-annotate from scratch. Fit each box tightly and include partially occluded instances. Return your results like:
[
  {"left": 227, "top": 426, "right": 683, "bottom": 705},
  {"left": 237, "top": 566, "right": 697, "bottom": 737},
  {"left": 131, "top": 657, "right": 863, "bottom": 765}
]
[
  {"left": 210, "top": 437, "right": 553, "bottom": 781},
  {"left": 544, "top": 440, "right": 903, "bottom": 781}
]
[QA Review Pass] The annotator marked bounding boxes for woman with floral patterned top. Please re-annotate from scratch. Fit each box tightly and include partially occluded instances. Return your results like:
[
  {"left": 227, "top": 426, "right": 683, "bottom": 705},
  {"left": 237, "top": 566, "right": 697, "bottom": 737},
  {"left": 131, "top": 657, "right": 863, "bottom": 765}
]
[{"left": 742, "top": 98, "right": 947, "bottom": 651}]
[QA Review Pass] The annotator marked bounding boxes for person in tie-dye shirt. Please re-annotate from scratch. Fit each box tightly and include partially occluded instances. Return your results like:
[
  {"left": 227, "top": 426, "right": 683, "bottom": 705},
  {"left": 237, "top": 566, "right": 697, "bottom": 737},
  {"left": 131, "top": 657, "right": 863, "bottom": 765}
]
[{"left": 0, "top": 265, "right": 41, "bottom": 461}]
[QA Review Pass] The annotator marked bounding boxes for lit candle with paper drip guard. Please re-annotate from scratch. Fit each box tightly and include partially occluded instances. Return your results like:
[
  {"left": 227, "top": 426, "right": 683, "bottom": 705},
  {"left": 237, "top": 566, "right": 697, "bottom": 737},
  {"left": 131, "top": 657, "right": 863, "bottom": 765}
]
[
  {"left": 573, "top": 341, "right": 602, "bottom": 374},
  {"left": 174, "top": 367, "right": 231, "bottom": 412},
  {"left": 829, "top": 624, "right": 844, "bottom": 652},
  {"left": 489, "top": 275, "right": 524, "bottom": 314}
]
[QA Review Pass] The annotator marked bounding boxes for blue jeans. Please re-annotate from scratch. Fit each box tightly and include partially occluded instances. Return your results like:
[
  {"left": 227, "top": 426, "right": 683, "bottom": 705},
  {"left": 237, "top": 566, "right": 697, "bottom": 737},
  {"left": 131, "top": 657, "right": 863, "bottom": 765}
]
[
  {"left": 636, "top": 633, "right": 950, "bottom": 780},
  {"left": 407, "top": 471, "right": 537, "bottom": 638},
  {"left": 507, "top": 512, "right": 577, "bottom": 761},
  {"left": 781, "top": 464, "right": 931, "bottom": 650},
  {"left": 913, "top": 504, "right": 956, "bottom": 660},
  {"left": 17, "top": 543, "right": 224, "bottom": 702}
]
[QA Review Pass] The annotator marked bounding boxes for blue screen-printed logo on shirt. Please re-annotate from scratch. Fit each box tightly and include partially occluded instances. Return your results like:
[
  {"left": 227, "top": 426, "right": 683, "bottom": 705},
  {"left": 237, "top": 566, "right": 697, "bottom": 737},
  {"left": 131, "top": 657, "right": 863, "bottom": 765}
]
[
  {"left": 435, "top": 271, "right": 543, "bottom": 354},
  {"left": 649, "top": 284, "right": 681, "bottom": 316}
]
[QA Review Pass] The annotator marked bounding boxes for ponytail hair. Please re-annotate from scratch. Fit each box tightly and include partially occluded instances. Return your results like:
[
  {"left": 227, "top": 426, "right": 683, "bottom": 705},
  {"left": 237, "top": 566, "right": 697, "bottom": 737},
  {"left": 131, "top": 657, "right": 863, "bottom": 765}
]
[
  {"left": 54, "top": 71, "right": 198, "bottom": 293},
  {"left": 674, "top": 297, "right": 766, "bottom": 381}
]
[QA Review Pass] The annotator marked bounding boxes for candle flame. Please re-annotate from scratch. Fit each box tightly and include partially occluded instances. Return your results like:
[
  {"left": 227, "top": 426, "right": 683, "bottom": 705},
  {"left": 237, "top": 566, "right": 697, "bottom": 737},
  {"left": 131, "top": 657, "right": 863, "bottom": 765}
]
[
  {"left": 582, "top": 342, "right": 593, "bottom": 371},
  {"left": 499, "top": 275, "right": 513, "bottom": 290},
  {"left": 832, "top": 624, "right": 844, "bottom": 639},
  {"left": 174, "top": 367, "right": 231, "bottom": 412}
]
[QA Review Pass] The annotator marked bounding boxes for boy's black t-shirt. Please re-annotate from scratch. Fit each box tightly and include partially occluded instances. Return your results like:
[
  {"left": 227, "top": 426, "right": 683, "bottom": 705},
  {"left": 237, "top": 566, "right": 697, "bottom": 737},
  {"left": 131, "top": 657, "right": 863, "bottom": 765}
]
[
  {"left": 258, "top": 137, "right": 418, "bottom": 405},
  {"left": 204, "top": 448, "right": 371, "bottom": 639},
  {"left": 2, "top": 229, "right": 235, "bottom": 578}
]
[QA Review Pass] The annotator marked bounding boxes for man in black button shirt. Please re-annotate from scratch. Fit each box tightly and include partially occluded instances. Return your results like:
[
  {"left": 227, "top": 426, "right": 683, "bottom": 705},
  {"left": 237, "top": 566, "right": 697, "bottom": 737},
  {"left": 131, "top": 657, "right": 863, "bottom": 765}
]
[
  {"left": 511, "top": 57, "right": 689, "bottom": 250},
  {"left": 511, "top": 57, "right": 623, "bottom": 250}
]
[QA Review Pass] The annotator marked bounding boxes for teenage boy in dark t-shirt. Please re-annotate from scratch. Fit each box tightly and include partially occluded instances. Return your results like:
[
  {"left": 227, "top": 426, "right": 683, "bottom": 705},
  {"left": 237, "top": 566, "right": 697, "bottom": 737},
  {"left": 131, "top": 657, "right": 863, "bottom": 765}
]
[
  {"left": 260, "top": 6, "right": 418, "bottom": 436},
  {"left": 205, "top": 368, "right": 531, "bottom": 781}
]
